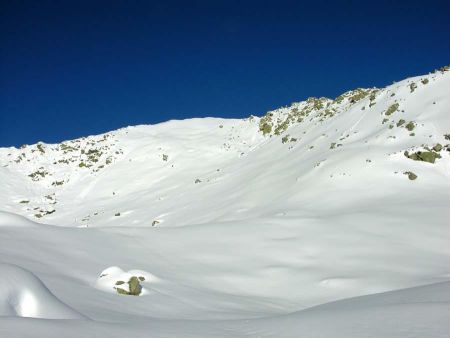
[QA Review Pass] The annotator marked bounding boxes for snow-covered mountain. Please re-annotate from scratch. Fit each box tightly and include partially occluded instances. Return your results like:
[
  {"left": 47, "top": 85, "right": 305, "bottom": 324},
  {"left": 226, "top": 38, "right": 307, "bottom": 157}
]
[{"left": 1, "top": 66, "right": 449, "bottom": 337}]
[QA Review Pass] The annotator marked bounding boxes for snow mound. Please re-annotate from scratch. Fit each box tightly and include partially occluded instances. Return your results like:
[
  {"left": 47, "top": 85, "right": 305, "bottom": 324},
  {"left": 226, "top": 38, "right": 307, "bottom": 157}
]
[
  {"left": 1, "top": 280, "right": 449, "bottom": 337},
  {"left": 96, "top": 266, "right": 159, "bottom": 296},
  {"left": 245, "top": 281, "right": 450, "bottom": 338},
  {"left": 0, "top": 67, "right": 449, "bottom": 336},
  {"left": 0, "top": 211, "right": 38, "bottom": 227},
  {"left": 0, "top": 263, "right": 85, "bottom": 319}
]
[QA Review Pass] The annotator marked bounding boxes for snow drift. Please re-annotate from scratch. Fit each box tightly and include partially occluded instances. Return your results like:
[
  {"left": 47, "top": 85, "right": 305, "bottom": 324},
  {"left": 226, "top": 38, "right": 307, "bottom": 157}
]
[
  {"left": 0, "top": 66, "right": 449, "bottom": 336},
  {"left": 0, "top": 263, "right": 85, "bottom": 319}
]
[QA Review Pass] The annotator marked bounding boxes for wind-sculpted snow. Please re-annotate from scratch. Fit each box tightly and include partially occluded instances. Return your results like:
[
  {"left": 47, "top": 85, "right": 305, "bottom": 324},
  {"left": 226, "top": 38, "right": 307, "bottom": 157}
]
[
  {"left": 0, "top": 210, "right": 38, "bottom": 227},
  {"left": 1, "top": 278, "right": 449, "bottom": 337},
  {"left": 0, "top": 67, "right": 449, "bottom": 336},
  {"left": 0, "top": 263, "right": 85, "bottom": 319}
]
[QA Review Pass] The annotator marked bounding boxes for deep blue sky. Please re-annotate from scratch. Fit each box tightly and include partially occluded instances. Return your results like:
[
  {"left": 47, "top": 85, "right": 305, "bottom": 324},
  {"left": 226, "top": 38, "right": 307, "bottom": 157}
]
[{"left": 1, "top": 0, "right": 449, "bottom": 147}]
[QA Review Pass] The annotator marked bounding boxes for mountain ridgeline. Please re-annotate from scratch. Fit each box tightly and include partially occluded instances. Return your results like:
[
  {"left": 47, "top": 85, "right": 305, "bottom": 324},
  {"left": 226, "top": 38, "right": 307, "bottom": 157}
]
[{"left": 1, "top": 66, "right": 449, "bottom": 228}]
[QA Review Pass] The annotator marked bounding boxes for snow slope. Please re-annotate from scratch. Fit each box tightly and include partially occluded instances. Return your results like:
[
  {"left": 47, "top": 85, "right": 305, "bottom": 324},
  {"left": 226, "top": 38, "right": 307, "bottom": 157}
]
[
  {"left": 0, "top": 66, "right": 449, "bottom": 336},
  {"left": 2, "top": 278, "right": 450, "bottom": 338},
  {"left": 0, "top": 262, "right": 85, "bottom": 319}
]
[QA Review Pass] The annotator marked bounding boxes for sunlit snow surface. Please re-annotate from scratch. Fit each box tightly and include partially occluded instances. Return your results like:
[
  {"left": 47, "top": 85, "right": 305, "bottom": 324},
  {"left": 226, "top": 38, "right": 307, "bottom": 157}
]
[
  {"left": 1, "top": 69, "right": 450, "bottom": 337},
  {"left": 0, "top": 261, "right": 84, "bottom": 319}
]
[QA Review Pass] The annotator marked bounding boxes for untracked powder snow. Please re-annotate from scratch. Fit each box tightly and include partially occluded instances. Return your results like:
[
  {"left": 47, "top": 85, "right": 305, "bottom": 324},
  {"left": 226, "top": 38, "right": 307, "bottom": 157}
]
[{"left": 1, "top": 68, "right": 450, "bottom": 337}]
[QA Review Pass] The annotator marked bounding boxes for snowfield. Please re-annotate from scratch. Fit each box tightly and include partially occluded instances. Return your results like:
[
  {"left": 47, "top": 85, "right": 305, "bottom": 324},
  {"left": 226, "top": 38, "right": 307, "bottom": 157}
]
[
  {"left": 0, "top": 67, "right": 449, "bottom": 337},
  {"left": 0, "top": 262, "right": 85, "bottom": 319}
]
